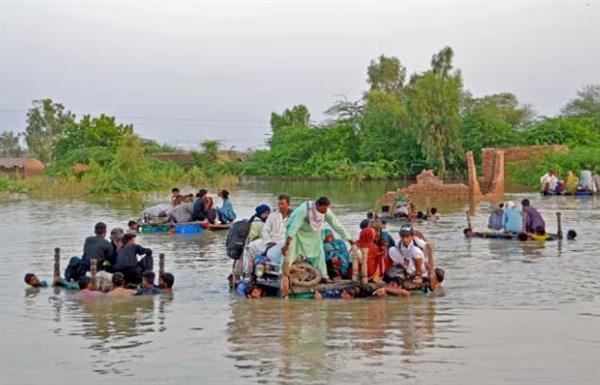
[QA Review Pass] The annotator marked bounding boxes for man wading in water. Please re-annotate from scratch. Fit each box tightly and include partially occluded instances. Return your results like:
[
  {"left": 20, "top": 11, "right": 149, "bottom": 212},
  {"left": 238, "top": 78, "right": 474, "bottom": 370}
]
[{"left": 282, "top": 197, "right": 354, "bottom": 284}]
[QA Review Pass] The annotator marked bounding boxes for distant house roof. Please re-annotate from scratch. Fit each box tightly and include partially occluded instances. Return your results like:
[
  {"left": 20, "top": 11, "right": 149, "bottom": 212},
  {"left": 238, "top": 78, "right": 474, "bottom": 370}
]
[{"left": 0, "top": 157, "right": 45, "bottom": 170}]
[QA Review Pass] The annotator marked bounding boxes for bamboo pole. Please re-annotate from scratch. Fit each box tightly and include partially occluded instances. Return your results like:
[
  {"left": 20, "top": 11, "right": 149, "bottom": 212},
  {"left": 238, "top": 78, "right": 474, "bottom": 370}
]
[
  {"left": 53, "top": 248, "right": 60, "bottom": 285},
  {"left": 522, "top": 211, "right": 528, "bottom": 233},
  {"left": 426, "top": 197, "right": 431, "bottom": 216},
  {"left": 159, "top": 253, "right": 165, "bottom": 276},
  {"left": 466, "top": 211, "right": 472, "bottom": 229},
  {"left": 556, "top": 212, "right": 563, "bottom": 239},
  {"left": 90, "top": 259, "right": 97, "bottom": 290}
]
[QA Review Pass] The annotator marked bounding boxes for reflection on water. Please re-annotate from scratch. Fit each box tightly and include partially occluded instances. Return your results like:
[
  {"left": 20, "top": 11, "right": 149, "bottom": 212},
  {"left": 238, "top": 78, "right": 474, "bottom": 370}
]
[
  {"left": 226, "top": 298, "right": 440, "bottom": 383},
  {"left": 29, "top": 291, "right": 173, "bottom": 376},
  {"left": 1, "top": 182, "right": 599, "bottom": 384}
]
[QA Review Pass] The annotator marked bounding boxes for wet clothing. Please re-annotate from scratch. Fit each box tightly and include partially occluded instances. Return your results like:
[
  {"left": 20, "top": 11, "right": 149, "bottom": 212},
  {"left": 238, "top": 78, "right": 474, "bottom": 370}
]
[
  {"left": 323, "top": 228, "right": 351, "bottom": 278},
  {"left": 488, "top": 210, "right": 504, "bottom": 231},
  {"left": 522, "top": 206, "right": 545, "bottom": 233},
  {"left": 356, "top": 228, "right": 389, "bottom": 281},
  {"left": 135, "top": 286, "right": 161, "bottom": 296},
  {"left": 531, "top": 232, "right": 554, "bottom": 241},
  {"left": 113, "top": 244, "right": 153, "bottom": 284},
  {"left": 54, "top": 278, "right": 79, "bottom": 290},
  {"left": 285, "top": 201, "right": 351, "bottom": 280},
  {"left": 580, "top": 170, "right": 596, "bottom": 192},
  {"left": 262, "top": 209, "right": 291, "bottom": 243},
  {"left": 381, "top": 230, "right": 395, "bottom": 249},
  {"left": 540, "top": 173, "right": 558, "bottom": 192},
  {"left": 564, "top": 172, "right": 579, "bottom": 193},
  {"left": 82, "top": 236, "right": 114, "bottom": 267},
  {"left": 170, "top": 202, "right": 193, "bottom": 223},
  {"left": 388, "top": 238, "right": 428, "bottom": 277},
  {"left": 143, "top": 204, "right": 170, "bottom": 218},
  {"left": 75, "top": 289, "right": 105, "bottom": 299},
  {"left": 502, "top": 208, "right": 522, "bottom": 233},
  {"left": 216, "top": 198, "right": 236, "bottom": 224},
  {"left": 191, "top": 197, "right": 207, "bottom": 221}
]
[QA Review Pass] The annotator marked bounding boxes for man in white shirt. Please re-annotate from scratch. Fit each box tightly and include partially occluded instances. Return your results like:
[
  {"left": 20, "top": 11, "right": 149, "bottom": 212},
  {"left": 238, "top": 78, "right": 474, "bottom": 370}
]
[
  {"left": 170, "top": 194, "right": 193, "bottom": 223},
  {"left": 246, "top": 194, "right": 292, "bottom": 266},
  {"left": 388, "top": 225, "right": 428, "bottom": 279},
  {"left": 540, "top": 171, "right": 558, "bottom": 193}
]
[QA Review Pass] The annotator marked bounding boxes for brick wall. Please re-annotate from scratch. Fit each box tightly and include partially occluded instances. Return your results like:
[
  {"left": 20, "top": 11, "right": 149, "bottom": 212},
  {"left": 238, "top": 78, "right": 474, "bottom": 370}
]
[{"left": 485, "top": 144, "right": 568, "bottom": 163}]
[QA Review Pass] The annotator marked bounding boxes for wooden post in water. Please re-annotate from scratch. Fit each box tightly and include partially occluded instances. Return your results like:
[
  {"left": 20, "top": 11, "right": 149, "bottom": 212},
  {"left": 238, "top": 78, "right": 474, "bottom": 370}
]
[
  {"left": 360, "top": 248, "right": 368, "bottom": 285},
  {"left": 466, "top": 211, "right": 472, "bottom": 230},
  {"left": 53, "top": 248, "right": 61, "bottom": 286},
  {"left": 522, "top": 211, "right": 528, "bottom": 233},
  {"left": 90, "top": 259, "right": 97, "bottom": 290},
  {"left": 281, "top": 248, "right": 290, "bottom": 299},
  {"left": 159, "top": 253, "right": 165, "bottom": 276},
  {"left": 556, "top": 212, "right": 563, "bottom": 239},
  {"left": 426, "top": 197, "right": 431, "bottom": 216},
  {"left": 351, "top": 246, "right": 359, "bottom": 283},
  {"left": 425, "top": 243, "right": 438, "bottom": 291}
]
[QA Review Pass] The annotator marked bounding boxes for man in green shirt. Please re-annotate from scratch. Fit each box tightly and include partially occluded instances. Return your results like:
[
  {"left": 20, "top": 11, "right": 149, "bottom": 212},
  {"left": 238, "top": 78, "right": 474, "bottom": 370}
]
[{"left": 282, "top": 197, "right": 354, "bottom": 281}]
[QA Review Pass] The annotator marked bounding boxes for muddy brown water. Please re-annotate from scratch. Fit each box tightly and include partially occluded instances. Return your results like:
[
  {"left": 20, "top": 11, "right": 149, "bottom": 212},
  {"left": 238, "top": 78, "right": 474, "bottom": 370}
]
[{"left": 1, "top": 181, "right": 599, "bottom": 384}]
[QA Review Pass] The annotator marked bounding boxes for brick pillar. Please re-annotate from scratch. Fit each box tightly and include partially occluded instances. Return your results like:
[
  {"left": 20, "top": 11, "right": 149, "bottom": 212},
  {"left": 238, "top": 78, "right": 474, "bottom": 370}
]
[
  {"left": 466, "top": 151, "right": 481, "bottom": 200},
  {"left": 481, "top": 148, "right": 497, "bottom": 193},
  {"left": 488, "top": 150, "right": 504, "bottom": 197}
]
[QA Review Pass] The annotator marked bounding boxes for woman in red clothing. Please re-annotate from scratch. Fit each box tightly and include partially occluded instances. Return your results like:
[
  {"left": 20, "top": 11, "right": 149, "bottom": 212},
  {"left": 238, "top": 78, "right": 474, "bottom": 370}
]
[{"left": 356, "top": 227, "right": 391, "bottom": 282}]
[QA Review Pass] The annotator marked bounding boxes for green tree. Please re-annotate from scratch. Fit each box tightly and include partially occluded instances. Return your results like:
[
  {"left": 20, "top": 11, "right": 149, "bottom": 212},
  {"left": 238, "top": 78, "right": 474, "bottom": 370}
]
[
  {"left": 270, "top": 105, "right": 310, "bottom": 131},
  {"left": 463, "top": 93, "right": 535, "bottom": 127},
  {"left": 54, "top": 114, "right": 133, "bottom": 160},
  {"left": 367, "top": 55, "right": 406, "bottom": 93},
  {"left": 24, "top": 99, "right": 75, "bottom": 163},
  {"left": 561, "top": 84, "right": 600, "bottom": 119},
  {"left": 460, "top": 92, "right": 532, "bottom": 160},
  {"left": 200, "top": 139, "right": 221, "bottom": 163},
  {"left": 0, "top": 131, "right": 24, "bottom": 157},
  {"left": 523, "top": 116, "right": 600, "bottom": 147},
  {"left": 406, "top": 47, "right": 463, "bottom": 176}
]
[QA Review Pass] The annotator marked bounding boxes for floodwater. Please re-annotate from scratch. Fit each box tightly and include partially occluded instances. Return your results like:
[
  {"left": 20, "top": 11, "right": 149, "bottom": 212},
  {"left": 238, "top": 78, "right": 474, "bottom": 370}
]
[{"left": 1, "top": 181, "right": 599, "bottom": 385}]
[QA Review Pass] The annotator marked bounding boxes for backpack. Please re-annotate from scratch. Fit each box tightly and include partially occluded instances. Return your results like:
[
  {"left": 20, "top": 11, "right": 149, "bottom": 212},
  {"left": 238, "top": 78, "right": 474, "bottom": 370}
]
[
  {"left": 225, "top": 219, "right": 253, "bottom": 260},
  {"left": 64, "top": 256, "right": 88, "bottom": 282}
]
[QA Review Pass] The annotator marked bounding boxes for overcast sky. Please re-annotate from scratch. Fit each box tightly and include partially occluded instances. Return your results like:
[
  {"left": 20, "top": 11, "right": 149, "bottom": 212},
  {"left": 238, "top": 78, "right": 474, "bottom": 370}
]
[{"left": 1, "top": 0, "right": 599, "bottom": 149}]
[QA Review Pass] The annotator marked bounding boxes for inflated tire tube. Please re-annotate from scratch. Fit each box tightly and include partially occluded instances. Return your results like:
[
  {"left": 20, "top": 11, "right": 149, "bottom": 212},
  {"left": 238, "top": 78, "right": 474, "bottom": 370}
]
[{"left": 289, "top": 262, "right": 321, "bottom": 287}]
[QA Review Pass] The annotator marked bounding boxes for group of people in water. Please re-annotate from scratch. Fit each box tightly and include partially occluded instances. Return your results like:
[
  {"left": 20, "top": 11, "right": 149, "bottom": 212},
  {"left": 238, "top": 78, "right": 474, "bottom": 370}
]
[
  {"left": 142, "top": 187, "right": 237, "bottom": 226},
  {"left": 540, "top": 169, "right": 599, "bottom": 195},
  {"left": 27, "top": 186, "right": 577, "bottom": 302},
  {"left": 231, "top": 194, "right": 444, "bottom": 300},
  {"left": 464, "top": 198, "right": 577, "bottom": 241},
  {"left": 24, "top": 221, "right": 175, "bottom": 299}
]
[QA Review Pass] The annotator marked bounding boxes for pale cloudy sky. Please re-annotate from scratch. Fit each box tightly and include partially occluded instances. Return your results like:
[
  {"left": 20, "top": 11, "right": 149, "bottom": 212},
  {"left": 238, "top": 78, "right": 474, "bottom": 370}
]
[{"left": 1, "top": 0, "right": 599, "bottom": 149}]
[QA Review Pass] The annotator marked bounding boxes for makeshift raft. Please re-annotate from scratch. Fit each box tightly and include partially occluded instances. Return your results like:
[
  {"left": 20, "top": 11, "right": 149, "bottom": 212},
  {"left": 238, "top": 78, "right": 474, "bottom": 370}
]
[
  {"left": 541, "top": 190, "right": 593, "bottom": 196},
  {"left": 237, "top": 243, "right": 439, "bottom": 298},
  {"left": 141, "top": 222, "right": 231, "bottom": 234},
  {"left": 465, "top": 211, "right": 564, "bottom": 241}
]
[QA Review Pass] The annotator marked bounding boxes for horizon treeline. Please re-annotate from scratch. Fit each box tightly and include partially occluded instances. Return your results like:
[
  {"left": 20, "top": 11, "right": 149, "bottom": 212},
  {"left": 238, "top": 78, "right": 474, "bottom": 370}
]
[{"left": 1, "top": 46, "right": 599, "bottom": 192}]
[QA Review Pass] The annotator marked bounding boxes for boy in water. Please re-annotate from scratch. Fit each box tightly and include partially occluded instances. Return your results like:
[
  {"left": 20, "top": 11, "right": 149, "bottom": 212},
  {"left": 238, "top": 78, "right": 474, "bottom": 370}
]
[
  {"left": 135, "top": 272, "right": 161, "bottom": 296},
  {"left": 373, "top": 276, "right": 411, "bottom": 298},
  {"left": 24, "top": 273, "right": 48, "bottom": 288},
  {"left": 244, "top": 284, "right": 264, "bottom": 299},
  {"left": 106, "top": 272, "right": 134, "bottom": 297},
  {"left": 74, "top": 276, "right": 105, "bottom": 299},
  {"left": 159, "top": 273, "right": 175, "bottom": 293}
]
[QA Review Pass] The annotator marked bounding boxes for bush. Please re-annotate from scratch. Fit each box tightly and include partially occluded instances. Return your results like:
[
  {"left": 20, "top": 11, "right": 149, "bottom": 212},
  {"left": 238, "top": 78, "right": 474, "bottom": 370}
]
[{"left": 507, "top": 146, "right": 600, "bottom": 185}]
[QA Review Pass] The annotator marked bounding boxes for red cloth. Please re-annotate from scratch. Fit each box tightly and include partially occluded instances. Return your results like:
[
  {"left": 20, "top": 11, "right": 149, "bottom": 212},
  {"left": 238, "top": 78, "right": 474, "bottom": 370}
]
[{"left": 356, "top": 228, "right": 390, "bottom": 280}]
